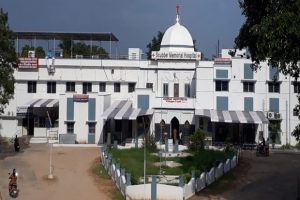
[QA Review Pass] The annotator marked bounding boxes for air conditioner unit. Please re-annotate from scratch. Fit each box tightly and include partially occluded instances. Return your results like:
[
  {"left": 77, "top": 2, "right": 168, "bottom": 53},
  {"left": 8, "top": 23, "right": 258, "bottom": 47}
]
[
  {"left": 274, "top": 113, "right": 282, "bottom": 119},
  {"left": 267, "top": 112, "right": 275, "bottom": 119}
]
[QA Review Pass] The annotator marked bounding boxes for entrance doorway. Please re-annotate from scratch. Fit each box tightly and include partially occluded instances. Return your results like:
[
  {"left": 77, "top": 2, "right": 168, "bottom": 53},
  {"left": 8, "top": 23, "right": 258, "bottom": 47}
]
[{"left": 171, "top": 117, "right": 179, "bottom": 143}]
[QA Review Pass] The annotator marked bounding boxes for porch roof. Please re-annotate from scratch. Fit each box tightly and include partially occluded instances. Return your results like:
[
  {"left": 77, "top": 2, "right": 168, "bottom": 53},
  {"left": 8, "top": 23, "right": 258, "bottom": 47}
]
[
  {"left": 17, "top": 98, "right": 59, "bottom": 110},
  {"left": 195, "top": 109, "right": 269, "bottom": 124},
  {"left": 102, "top": 100, "right": 154, "bottom": 120}
]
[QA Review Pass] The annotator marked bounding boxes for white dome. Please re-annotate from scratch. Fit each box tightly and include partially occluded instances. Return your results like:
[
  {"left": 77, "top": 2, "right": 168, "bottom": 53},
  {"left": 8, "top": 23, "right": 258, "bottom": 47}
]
[{"left": 160, "top": 17, "right": 194, "bottom": 52}]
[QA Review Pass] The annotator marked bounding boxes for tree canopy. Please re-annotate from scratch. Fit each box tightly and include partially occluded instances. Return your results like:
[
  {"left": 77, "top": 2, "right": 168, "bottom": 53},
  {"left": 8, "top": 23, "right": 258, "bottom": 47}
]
[
  {"left": 235, "top": 0, "right": 300, "bottom": 76},
  {"left": 234, "top": 0, "right": 300, "bottom": 141},
  {"left": 58, "top": 39, "right": 108, "bottom": 58},
  {"left": 146, "top": 31, "right": 164, "bottom": 59},
  {"left": 0, "top": 9, "right": 17, "bottom": 114},
  {"left": 21, "top": 45, "right": 45, "bottom": 58}
]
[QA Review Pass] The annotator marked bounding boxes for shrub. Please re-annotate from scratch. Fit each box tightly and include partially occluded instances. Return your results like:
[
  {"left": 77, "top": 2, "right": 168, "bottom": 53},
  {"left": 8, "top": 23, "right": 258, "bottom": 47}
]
[{"left": 189, "top": 128, "right": 206, "bottom": 152}]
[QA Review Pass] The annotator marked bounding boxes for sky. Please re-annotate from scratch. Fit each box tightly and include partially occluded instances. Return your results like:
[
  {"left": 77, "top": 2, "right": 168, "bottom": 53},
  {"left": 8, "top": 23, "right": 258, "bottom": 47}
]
[{"left": 1, "top": 0, "right": 245, "bottom": 59}]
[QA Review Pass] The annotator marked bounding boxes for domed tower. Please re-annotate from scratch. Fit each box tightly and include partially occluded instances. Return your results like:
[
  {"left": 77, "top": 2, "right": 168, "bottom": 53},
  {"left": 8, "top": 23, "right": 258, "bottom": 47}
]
[
  {"left": 160, "top": 6, "right": 194, "bottom": 53},
  {"left": 151, "top": 5, "right": 201, "bottom": 60}
]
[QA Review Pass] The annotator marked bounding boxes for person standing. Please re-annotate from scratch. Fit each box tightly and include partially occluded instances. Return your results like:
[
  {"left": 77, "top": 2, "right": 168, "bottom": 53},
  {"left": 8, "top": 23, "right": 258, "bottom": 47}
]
[{"left": 179, "top": 130, "right": 183, "bottom": 145}]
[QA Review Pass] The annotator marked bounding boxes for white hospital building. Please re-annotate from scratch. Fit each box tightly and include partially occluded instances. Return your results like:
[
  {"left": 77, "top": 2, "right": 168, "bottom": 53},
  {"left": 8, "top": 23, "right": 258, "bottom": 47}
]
[{"left": 0, "top": 11, "right": 299, "bottom": 146}]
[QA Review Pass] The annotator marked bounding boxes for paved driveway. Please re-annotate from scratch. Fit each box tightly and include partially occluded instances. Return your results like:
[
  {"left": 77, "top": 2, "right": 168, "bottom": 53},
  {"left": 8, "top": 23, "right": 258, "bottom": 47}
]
[{"left": 192, "top": 150, "right": 300, "bottom": 200}]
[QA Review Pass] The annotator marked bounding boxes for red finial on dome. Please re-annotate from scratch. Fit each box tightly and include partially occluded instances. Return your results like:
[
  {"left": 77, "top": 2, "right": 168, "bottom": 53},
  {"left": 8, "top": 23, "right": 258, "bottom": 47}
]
[{"left": 176, "top": 4, "right": 180, "bottom": 14}]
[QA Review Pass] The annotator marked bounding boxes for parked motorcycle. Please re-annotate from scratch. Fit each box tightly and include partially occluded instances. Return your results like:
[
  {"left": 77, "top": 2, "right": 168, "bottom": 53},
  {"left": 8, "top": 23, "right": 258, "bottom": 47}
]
[
  {"left": 14, "top": 135, "right": 20, "bottom": 152},
  {"left": 256, "top": 144, "right": 269, "bottom": 157},
  {"left": 8, "top": 170, "right": 19, "bottom": 198}
]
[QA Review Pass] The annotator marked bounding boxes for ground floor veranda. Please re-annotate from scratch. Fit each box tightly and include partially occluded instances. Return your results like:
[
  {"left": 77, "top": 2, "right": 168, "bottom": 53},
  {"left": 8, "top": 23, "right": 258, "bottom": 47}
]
[{"left": 14, "top": 98, "right": 271, "bottom": 145}]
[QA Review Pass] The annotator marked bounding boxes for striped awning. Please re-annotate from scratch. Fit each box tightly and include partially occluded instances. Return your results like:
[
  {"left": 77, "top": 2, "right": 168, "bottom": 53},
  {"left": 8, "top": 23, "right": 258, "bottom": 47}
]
[
  {"left": 22, "top": 98, "right": 59, "bottom": 108},
  {"left": 195, "top": 109, "right": 269, "bottom": 124},
  {"left": 102, "top": 100, "right": 154, "bottom": 120}
]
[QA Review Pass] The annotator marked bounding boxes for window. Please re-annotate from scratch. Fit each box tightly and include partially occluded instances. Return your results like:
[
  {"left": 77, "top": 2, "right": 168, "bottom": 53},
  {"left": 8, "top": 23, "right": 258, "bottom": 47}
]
[
  {"left": 163, "top": 83, "right": 168, "bottom": 97},
  {"left": 82, "top": 82, "right": 92, "bottom": 94},
  {"left": 268, "top": 82, "right": 280, "bottom": 93},
  {"left": 244, "top": 64, "right": 253, "bottom": 79},
  {"left": 269, "top": 66, "right": 279, "bottom": 80},
  {"left": 88, "top": 123, "right": 96, "bottom": 134},
  {"left": 114, "top": 82, "right": 121, "bottom": 92},
  {"left": 293, "top": 108, "right": 298, "bottom": 116},
  {"left": 138, "top": 95, "right": 149, "bottom": 109},
  {"left": 174, "top": 83, "right": 179, "bottom": 97},
  {"left": 216, "top": 96, "right": 228, "bottom": 111},
  {"left": 215, "top": 80, "right": 229, "bottom": 91},
  {"left": 99, "top": 82, "right": 106, "bottom": 92},
  {"left": 293, "top": 82, "right": 300, "bottom": 93},
  {"left": 47, "top": 82, "right": 56, "bottom": 93},
  {"left": 146, "top": 83, "right": 153, "bottom": 90},
  {"left": 268, "top": 120, "right": 281, "bottom": 144},
  {"left": 128, "top": 83, "right": 135, "bottom": 93},
  {"left": 207, "top": 120, "right": 212, "bottom": 132},
  {"left": 184, "top": 84, "right": 190, "bottom": 97},
  {"left": 269, "top": 98, "right": 279, "bottom": 113},
  {"left": 66, "top": 123, "right": 74, "bottom": 134},
  {"left": 244, "top": 97, "right": 253, "bottom": 111},
  {"left": 115, "top": 120, "right": 122, "bottom": 132},
  {"left": 216, "top": 69, "right": 228, "bottom": 79},
  {"left": 243, "top": 82, "right": 255, "bottom": 92},
  {"left": 28, "top": 81, "right": 36, "bottom": 93},
  {"left": 66, "top": 82, "right": 75, "bottom": 92},
  {"left": 34, "top": 117, "right": 46, "bottom": 127}
]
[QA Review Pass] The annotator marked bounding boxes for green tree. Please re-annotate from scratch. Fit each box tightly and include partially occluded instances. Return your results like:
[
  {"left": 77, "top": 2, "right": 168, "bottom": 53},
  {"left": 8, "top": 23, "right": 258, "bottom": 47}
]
[
  {"left": 58, "top": 39, "right": 73, "bottom": 58},
  {"left": 0, "top": 9, "right": 18, "bottom": 113},
  {"left": 35, "top": 46, "right": 45, "bottom": 58},
  {"left": 189, "top": 128, "right": 206, "bottom": 152},
  {"left": 59, "top": 40, "right": 108, "bottom": 58},
  {"left": 90, "top": 45, "right": 109, "bottom": 58},
  {"left": 234, "top": 0, "right": 300, "bottom": 141},
  {"left": 146, "top": 31, "right": 164, "bottom": 59},
  {"left": 21, "top": 45, "right": 45, "bottom": 58},
  {"left": 21, "top": 44, "right": 34, "bottom": 57}
]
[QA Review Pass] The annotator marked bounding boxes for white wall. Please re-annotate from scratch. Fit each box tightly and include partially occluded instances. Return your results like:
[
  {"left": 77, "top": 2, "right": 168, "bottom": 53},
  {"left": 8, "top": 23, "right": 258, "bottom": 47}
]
[
  {"left": 0, "top": 118, "right": 18, "bottom": 138},
  {"left": 1, "top": 56, "right": 299, "bottom": 145}
]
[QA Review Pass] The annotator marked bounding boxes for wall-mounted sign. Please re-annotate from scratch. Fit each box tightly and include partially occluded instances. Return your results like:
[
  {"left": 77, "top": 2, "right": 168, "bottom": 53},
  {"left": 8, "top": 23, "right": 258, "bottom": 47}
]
[
  {"left": 163, "top": 97, "right": 187, "bottom": 103},
  {"left": 18, "top": 57, "right": 39, "bottom": 69},
  {"left": 16, "top": 106, "right": 32, "bottom": 118},
  {"left": 214, "top": 57, "right": 232, "bottom": 65},
  {"left": 73, "top": 94, "right": 89, "bottom": 102},
  {"left": 151, "top": 51, "right": 201, "bottom": 60}
]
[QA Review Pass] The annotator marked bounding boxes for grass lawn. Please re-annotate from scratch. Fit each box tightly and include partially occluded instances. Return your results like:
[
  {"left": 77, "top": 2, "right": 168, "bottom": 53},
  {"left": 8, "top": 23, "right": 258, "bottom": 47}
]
[{"left": 109, "top": 148, "right": 234, "bottom": 185}]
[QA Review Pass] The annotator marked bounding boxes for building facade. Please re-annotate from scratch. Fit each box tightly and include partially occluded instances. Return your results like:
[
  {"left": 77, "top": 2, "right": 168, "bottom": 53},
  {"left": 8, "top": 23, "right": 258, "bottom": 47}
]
[{"left": 0, "top": 12, "right": 299, "bottom": 146}]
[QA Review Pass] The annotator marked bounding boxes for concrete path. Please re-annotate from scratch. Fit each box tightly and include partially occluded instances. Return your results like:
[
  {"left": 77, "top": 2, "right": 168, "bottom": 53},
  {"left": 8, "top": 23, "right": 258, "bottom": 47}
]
[{"left": 0, "top": 144, "right": 111, "bottom": 200}]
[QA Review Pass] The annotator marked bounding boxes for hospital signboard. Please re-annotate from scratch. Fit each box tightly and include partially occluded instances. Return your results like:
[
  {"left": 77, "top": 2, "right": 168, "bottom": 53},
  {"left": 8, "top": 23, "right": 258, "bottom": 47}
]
[
  {"left": 151, "top": 51, "right": 201, "bottom": 60},
  {"left": 18, "top": 57, "right": 39, "bottom": 69}
]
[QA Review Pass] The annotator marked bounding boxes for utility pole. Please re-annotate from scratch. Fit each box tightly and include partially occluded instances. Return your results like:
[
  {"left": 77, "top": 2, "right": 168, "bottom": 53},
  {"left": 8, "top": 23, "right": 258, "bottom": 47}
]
[{"left": 47, "top": 111, "right": 54, "bottom": 179}]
